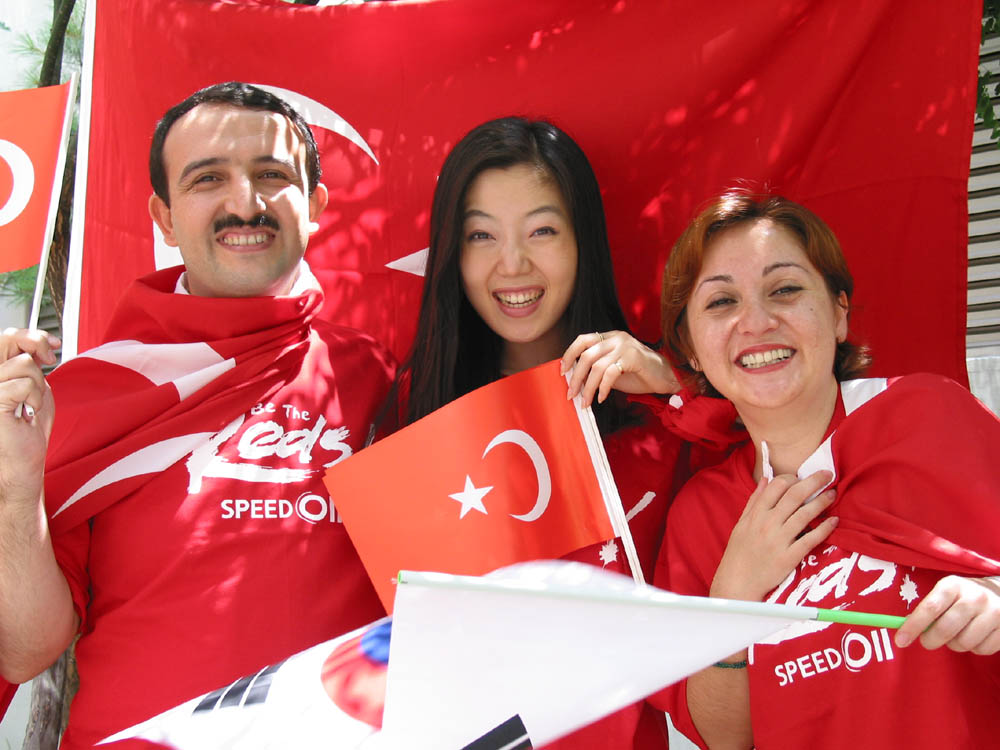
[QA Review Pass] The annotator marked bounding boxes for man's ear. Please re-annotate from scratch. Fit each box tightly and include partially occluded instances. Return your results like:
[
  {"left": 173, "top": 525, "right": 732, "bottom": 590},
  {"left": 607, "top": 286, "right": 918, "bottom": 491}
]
[
  {"left": 307, "top": 183, "right": 329, "bottom": 234},
  {"left": 149, "top": 194, "right": 179, "bottom": 247}
]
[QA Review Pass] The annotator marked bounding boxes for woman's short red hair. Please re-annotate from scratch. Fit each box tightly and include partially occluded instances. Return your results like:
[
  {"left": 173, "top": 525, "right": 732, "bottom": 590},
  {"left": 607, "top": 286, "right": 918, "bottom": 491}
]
[{"left": 661, "top": 191, "right": 870, "bottom": 395}]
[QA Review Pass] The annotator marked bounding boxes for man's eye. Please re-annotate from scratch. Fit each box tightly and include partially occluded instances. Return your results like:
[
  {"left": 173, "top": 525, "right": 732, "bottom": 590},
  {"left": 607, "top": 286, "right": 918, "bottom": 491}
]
[
  {"left": 260, "top": 170, "right": 289, "bottom": 180},
  {"left": 193, "top": 174, "right": 219, "bottom": 184}
]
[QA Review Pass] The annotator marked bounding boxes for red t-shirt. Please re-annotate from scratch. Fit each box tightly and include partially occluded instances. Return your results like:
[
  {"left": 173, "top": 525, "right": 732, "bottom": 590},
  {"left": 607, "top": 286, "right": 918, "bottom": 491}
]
[
  {"left": 654, "top": 376, "right": 1000, "bottom": 749},
  {"left": 52, "top": 322, "right": 394, "bottom": 749}
]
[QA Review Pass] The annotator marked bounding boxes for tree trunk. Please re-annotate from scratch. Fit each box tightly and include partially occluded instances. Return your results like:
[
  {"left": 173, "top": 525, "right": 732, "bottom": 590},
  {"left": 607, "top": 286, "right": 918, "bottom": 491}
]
[
  {"left": 39, "top": 0, "right": 77, "bottom": 87},
  {"left": 21, "top": 645, "right": 78, "bottom": 750},
  {"left": 35, "top": 0, "right": 79, "bottom": 329},
  {"left": 45, "top": 136, "right": 74, "bottom": 329}
]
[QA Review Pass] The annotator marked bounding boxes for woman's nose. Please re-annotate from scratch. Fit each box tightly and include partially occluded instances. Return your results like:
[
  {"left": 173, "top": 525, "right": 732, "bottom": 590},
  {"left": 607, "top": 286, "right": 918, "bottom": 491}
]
[
  {"left": 736, "top": 298, "right": 778, "bottom": 335},
  {"left": 497, "top": 239, "right": 531, "bottom": 275}
]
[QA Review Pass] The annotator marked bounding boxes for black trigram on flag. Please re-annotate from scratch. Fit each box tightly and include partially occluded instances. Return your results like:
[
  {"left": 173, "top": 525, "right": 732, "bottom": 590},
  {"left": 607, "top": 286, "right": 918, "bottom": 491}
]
[
  {"left": 461, "top": 714, "right": 532, "bottom": 750},
  {"left": 192, "top": 661, "right": 285, "bottom": 715}
]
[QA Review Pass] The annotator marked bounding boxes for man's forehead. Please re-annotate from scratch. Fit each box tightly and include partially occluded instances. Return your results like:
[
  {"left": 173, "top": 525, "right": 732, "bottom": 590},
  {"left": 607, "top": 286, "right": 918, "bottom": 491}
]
[{"left": 164, "top": 103, "right": 305, "bottom": 175}]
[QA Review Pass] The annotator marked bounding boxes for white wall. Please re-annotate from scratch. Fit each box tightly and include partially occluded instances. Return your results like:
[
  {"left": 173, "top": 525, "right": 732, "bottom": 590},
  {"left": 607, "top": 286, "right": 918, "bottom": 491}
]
[
  {"left": 1, "top": 0, "right": 53, "bottom": 92},
  {"left": 967, "top": 346, "right": 1000, "bottom": 417},
  {"left": 0, "top": 295, "right": 28, "bottom": 330}
]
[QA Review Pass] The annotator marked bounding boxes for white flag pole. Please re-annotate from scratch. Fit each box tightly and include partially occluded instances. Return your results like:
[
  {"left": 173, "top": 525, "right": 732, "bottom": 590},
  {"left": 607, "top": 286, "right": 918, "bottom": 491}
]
[
  {"left": 28, "top": 73, "right": 78, "bottom": 331},
  {"left": 567, "top": 369, "right": 644, "bottom": 584},
  {"left": 61, "top": 0, "right": 98, "bottom": 361}
]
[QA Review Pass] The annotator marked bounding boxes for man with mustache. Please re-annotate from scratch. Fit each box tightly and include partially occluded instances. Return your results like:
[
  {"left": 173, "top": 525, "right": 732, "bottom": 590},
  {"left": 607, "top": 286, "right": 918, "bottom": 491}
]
[{"left": 0, "top": 82, "right": 394, "bottom": 749}]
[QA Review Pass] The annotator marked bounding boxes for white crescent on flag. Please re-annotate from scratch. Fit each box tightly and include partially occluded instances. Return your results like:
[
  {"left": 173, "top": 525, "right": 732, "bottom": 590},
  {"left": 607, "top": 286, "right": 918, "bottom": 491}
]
[
  {"left": 254, "top": 84, "right": 379, "bottom": 165},
  {"left": 483, "top": 430, "right": 552, "bottom": 523},
  {"left": 0, "top": 139, "right": 35, "bottom": 227},
  {"left": 254, "top": 85, "right": 429, "bottom": 279}
]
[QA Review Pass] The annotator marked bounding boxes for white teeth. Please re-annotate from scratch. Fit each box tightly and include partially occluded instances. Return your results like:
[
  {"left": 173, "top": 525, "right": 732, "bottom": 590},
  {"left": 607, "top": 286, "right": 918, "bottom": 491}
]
[
  {"left": 221, "top": 233, "right": 268, "bottom": 247},
  {"left": 495, "top": 290, "right": 543, "bottom": 307},
  {"left": 740, "top": 348, "right": 793, "bottom": 369}
]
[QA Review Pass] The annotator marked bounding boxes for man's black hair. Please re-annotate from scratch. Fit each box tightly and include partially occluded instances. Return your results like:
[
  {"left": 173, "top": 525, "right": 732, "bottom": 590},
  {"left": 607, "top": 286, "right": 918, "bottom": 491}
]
[{"left": 149, "top": 81, "right": 321, "bottom": 205}]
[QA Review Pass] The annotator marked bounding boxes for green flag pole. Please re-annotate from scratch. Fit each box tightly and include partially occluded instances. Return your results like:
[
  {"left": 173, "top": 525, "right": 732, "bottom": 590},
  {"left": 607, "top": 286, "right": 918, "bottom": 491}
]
[
  {"left": 398, "top": 569, "right": 909, "bottom": 630},
  {"left": 815, "top": 608, "right": 906, "bottom": 629}
]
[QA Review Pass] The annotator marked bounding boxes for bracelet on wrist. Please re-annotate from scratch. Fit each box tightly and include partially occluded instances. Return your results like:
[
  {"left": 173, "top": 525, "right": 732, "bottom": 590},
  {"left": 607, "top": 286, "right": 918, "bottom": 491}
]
[{"left": 712, "top": 658, "right": 748, "bottom": 669}]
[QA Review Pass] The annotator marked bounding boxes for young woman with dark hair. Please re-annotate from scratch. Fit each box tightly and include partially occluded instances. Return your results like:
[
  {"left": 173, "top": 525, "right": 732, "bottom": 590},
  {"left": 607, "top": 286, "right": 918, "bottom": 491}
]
[
  {"left": 399, "top": 116, "right": 676, "bottom": 429},
  {"left": 387, "top": 117, "right": 683, "bottom": 749}
]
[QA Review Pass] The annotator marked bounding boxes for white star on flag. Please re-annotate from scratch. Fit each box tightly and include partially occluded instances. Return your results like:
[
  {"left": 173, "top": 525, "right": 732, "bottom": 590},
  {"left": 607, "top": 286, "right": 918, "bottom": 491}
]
[{"left": 449, "top": 476, "right": 493, "bottom": 519}]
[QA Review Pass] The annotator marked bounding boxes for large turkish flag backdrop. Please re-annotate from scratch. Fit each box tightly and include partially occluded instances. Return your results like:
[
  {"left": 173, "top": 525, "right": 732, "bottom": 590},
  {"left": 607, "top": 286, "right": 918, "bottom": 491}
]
[{"left": 75, "top": 0, "right": 978, "bottom": 384}]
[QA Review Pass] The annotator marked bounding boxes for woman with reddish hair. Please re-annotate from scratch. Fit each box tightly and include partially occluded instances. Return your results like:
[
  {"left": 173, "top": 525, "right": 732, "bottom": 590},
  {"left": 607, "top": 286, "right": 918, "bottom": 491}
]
[{"left": 651, "top": 191, "right": 1000, "bottom": 749}]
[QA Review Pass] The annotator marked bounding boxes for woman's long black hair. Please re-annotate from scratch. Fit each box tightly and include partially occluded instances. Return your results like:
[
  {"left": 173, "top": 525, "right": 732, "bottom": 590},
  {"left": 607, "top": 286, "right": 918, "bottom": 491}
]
[{"left": 388, "top": 117, "right": 639, "bottom": 435}]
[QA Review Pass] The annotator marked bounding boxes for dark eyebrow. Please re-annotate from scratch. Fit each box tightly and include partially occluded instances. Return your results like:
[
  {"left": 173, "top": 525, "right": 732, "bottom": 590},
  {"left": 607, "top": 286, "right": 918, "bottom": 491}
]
[
  {"left": 526, "top": 204, "right": 565, "bottom": 219},
  {"left": 763, "top": 261, "right": 807, "bottom": 275},
  {"left": 695, "top": 261, "right": 809, "bottom": 293},
  {"left": 463, "top": 204, "right": 565, "bottom": 221},
  {"left": 179, "top": 157, "right": 225, "bottom": 184},
  {"left": 695, "top": 274, "right": 733, "bottom": 292},
  {"left": 178, "top": 155, "right": 300, "bottom": 184}
]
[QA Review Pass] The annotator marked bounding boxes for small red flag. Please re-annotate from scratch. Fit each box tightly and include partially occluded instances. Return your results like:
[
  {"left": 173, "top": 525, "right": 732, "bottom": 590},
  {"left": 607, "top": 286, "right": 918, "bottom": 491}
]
[
  {"left": 0, "top": 81, "right": 72, "bottom": 273},
  {"left": 325, "top": 361, "right": 624, "bottom": 612}
]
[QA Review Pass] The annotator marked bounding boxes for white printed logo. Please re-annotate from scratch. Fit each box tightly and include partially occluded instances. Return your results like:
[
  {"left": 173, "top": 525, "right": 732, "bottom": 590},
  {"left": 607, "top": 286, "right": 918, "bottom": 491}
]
[
  {"left": 773, "top": 627, "right": 895, "bottom": 686},
  {"left": 220, "top": 492, "right": 340, "bottom": 524},
  {"left": 187, "top": 402, "right": 354, "bottom": 494}
]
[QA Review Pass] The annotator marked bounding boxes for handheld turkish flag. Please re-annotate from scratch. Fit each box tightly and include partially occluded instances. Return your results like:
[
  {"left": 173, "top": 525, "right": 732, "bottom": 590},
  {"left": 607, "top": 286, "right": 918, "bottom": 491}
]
[
  {"left": 0, "top": 80, "right": 73, "bottom": 274},
  {"left": 325, "top": 361, "right": 636, "bottom": 612}
]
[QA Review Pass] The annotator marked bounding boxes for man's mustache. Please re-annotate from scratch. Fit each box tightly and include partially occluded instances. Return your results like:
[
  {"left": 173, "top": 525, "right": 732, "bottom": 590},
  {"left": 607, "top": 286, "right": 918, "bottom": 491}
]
[{"left": 213, "top": 214, "right": 280, "bottom": 233}]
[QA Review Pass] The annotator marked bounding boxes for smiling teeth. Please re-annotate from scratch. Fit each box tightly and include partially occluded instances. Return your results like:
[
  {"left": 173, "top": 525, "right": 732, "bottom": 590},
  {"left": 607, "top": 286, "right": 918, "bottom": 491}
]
[
  {"left": 221, "top": 233, "right": 268, "bottom": 247},
  {"left": 740, "top": 348, "right": 793, "bottom": 369},
  {"left": 495, "top": 290, "right": 543, "bottom": 307}
]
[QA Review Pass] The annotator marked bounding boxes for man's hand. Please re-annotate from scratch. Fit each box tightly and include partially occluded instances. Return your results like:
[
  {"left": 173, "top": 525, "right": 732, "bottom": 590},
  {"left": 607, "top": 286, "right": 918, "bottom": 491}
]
[
  {"left": 0, "top": 328, "right": 59, "bottom": 499},
  {"left": 0, "top": 328, "right": 76, "bottom": 683}
]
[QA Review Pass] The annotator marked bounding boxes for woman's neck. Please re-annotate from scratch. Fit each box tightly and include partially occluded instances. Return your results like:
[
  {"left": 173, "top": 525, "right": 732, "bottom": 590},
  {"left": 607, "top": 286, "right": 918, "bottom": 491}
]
[
  {"left": 500, "top": 325, "right": 568, "bottom": 376},
  {"left": 740, "top": 378, "right": 841, "bottom": 480}
]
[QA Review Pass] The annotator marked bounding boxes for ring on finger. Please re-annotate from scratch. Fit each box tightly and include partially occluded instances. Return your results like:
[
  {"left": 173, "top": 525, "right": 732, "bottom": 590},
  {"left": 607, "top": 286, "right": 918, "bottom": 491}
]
[
  {"left": 596, "top": 331, "right": 605, "bottom": 341},
  {"left": 614, "top": 359, "right": 624, "bottom": 374}
]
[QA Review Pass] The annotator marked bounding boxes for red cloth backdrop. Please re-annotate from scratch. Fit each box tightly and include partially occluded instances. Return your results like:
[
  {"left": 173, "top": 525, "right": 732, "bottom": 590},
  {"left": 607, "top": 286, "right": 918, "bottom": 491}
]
[{"left": 80, "top": 0, "right": 977, "bottom": 384}]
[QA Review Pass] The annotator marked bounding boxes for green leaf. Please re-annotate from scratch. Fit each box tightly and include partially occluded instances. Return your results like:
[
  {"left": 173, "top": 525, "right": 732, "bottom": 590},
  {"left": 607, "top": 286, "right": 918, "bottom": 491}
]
[{"left": 0, "top": 267, "right": 39, "bottom": 306}]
